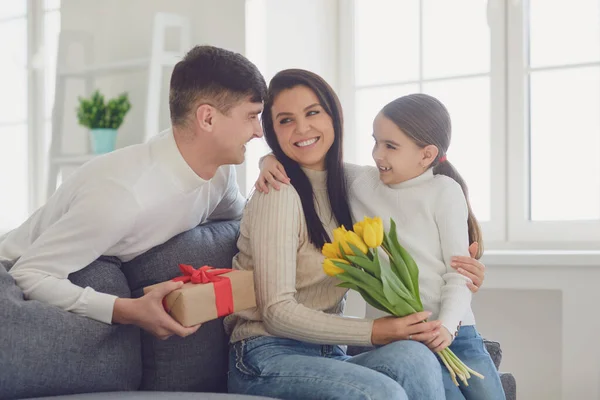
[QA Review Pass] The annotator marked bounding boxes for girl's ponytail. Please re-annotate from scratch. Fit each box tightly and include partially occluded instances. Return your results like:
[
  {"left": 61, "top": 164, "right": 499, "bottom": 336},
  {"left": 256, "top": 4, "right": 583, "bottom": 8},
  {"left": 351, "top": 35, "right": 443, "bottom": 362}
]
[{"left": 434, "top": 158, "right": 483, "bottom": 259}]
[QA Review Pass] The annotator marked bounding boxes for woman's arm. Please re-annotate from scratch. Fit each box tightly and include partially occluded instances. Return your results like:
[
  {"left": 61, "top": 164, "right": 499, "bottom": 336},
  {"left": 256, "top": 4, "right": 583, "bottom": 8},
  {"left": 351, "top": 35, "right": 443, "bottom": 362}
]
[{"left": 247, "top": 184, "right": 374, "bottom": 346}]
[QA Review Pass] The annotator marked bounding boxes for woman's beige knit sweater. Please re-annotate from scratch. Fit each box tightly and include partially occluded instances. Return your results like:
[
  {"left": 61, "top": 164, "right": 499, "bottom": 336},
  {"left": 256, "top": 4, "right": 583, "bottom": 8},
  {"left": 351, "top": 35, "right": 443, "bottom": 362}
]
[{"left": 224, "top": 168, "right": 374, "bottom": 346}]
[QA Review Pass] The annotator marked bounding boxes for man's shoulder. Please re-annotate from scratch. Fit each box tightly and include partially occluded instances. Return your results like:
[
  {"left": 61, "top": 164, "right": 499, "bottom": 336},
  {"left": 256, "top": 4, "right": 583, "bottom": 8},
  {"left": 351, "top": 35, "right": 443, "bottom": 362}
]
[{"left": 74, "top": 143, "right": 150, "bottom": 184}]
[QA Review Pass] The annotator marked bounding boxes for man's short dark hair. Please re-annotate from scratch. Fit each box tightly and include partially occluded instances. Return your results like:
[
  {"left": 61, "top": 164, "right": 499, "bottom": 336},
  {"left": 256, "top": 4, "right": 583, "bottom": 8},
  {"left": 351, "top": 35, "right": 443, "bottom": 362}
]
[{"left": 169, "top": 45, "right": 267, "bottom": 126}]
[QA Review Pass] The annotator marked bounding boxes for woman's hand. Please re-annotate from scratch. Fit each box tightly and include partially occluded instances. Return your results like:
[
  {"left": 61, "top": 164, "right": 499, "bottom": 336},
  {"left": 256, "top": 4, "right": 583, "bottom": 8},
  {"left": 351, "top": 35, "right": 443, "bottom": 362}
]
[
  {"left": 452, "top": 242, "right": 485, "bottom": 293},
  {"left": 371, "top": 311, "right": 441, "bottom": 346},
  {"left": 255, "top": 154, "right": 290, "bottom": 193},
  {"left": 423, "top": 325, "right": 453, "bottom": 353}
]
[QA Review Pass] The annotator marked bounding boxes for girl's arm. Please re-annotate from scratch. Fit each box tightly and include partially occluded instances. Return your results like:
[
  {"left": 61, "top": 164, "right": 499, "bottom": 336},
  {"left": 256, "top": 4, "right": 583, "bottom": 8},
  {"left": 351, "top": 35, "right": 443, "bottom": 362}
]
[{"left": 433, "top": 179, "right": 473, "bottom": 343}]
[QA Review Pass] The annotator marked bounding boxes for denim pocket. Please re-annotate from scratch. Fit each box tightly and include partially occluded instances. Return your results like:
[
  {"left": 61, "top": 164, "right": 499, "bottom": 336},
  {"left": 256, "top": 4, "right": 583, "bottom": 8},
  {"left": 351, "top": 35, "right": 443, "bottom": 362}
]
[{"left": 232, "top": 339, "right": 261, "bottom": 377}]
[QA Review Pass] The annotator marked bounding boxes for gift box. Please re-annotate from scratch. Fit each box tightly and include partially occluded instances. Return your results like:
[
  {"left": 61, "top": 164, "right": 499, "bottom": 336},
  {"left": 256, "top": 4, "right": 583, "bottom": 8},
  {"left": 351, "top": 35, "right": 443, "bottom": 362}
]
[{"left": 144, "top": 264, "right": 256, "bottom": 327}]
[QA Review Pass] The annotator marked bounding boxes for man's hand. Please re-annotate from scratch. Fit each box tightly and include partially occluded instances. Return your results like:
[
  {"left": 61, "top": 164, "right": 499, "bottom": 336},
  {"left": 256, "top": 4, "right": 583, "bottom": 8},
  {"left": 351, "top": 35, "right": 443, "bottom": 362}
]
[
  {"left": 256, "top": 154, "right": 289, "bottom": 193},
  {"left": 452, "top": 242, "right": 485, "bottom": 293},
  {"left": 113, "top": 281, "right": 201, "bottom": 340},
  {"left": 424, "top": 324, "right": 453, "bottom": 353}
]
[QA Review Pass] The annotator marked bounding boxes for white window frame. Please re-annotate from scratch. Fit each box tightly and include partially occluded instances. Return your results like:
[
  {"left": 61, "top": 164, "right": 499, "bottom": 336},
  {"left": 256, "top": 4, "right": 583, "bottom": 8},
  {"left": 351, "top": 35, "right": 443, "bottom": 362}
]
[
  {"left": 0, "top": 0, "right": 55, "bottom": 231},
  {"left": 338, "top": 0, "right": 507, "bottom": 246},
  {"left": 339, "top": 0, "right": 600, "bottom": 250},
  {"left": 507, "top": 0, "right": 600, "bottom": 248}
]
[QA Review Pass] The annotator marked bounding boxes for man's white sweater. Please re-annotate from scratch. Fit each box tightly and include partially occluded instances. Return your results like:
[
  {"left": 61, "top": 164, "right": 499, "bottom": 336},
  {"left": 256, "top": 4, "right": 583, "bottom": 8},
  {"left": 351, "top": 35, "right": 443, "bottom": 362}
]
[
  {"left": 347, "top": 165, "right": 475, "bottom": 335},
  {"left": 0, "top": 129, "right": 245, "bottom": 324}
]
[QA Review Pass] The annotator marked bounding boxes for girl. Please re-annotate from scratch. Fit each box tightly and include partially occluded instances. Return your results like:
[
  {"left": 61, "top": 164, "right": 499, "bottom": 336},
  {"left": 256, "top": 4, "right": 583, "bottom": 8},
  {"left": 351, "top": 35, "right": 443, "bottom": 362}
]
[{"left": 258, "top": 93, "right": 504, "bottom": 400}]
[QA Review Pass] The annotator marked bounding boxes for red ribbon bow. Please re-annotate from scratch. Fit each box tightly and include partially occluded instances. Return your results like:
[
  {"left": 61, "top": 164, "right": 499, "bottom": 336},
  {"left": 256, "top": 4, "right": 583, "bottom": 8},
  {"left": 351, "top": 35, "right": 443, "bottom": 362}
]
[{"left": 165, "top": 264, "right": 235, "bottom": 318}]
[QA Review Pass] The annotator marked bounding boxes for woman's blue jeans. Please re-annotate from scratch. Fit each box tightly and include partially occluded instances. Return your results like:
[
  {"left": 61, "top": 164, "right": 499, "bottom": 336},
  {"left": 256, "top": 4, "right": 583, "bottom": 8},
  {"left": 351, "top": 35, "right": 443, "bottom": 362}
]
[{"left": 228, "top": 336, "right": 445, "bottom": 400}]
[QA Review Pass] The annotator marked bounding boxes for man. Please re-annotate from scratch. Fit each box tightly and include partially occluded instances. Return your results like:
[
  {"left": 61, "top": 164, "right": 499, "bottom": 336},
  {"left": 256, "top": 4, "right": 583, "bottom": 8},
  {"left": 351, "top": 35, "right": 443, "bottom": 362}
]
[{"left": 0, "top": 45, "right": 267, "bottom": 340}]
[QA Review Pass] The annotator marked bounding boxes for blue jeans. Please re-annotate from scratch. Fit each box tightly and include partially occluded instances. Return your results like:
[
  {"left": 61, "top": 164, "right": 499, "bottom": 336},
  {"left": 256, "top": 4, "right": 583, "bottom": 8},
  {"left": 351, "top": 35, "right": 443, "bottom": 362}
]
[
  {"left": 441, "top": 326, "right": 506, "bottom": 400},
  {"left": 228, "top": 336, "right": 445, "bottom": 400}
]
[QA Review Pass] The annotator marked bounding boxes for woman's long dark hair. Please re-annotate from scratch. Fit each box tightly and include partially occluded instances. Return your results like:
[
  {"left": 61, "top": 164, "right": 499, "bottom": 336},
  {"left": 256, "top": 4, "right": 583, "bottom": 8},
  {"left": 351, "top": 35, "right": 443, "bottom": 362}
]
[
  {"left": 381, "top": 94, "right": 483, "bottom": 258},
  {"left": 261, "top": 69, "right": 353, "bottom": 249}
]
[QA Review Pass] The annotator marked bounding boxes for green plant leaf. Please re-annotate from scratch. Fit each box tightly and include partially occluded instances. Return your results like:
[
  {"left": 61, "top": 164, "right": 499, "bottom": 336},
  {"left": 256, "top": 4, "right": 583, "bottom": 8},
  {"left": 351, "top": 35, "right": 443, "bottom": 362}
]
[
  {"left": 331, "top": 261, "right": 394, "bottom": 309},
  {"left": 379, "top": 262, "right": 421, "bottom": 313},
  {"left": 76, "top": 90, "right": 131, "bottom": 129},
  {"left": 394, "top": 240, "right": 423, "bottom": 310},
  {"left": 346, "top": 251, "right": 380, "bottom": 279},
  {"left": 337, "top": 281, "right": 393, "bottom": 314},
  {"left": 386, "top": 220, "right": 415, "bottom": 294}
]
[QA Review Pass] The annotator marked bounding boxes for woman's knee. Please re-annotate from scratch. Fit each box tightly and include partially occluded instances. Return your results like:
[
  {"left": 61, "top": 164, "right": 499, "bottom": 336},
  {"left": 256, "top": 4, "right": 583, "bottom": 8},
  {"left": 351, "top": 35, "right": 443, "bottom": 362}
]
[
  {"left": 387, "top": 340, "right": 442, "bottom": 378},
  {"left": 357, "top": 377, "right": 408, "bottom": 400}
]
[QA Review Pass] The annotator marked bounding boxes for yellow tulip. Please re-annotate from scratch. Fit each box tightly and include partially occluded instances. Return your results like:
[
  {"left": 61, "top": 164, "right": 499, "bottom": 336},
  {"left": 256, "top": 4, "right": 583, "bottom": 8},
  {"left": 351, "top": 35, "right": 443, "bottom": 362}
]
[
  {"left": 363, "top": 222, "right": 378, "bottom": 248},
  {"left": 322, "top": 243, "right": 341, "bottom": 259},
  {"left": 332, "top": 226, "right": 349, "bottom": 255},
  {"left": 344, "top": 230, "right": 368, "bottom": 255},
  {"left": 323, "top": 258, "right": 348, "bottom": 276},
  {"left": 372, "top": 217, "right": 384, "bottom": 246},
  {"left": 333, "top": 225, "right": 348, "bottom": 248},
  {"left": 353, "top": 220, "right": 365, "bottom": 237}
]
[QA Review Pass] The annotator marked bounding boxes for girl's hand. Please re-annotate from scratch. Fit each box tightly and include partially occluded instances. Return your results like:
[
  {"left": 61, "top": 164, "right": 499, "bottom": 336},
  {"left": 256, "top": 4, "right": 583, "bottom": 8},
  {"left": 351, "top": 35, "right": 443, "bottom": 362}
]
[
  {"left": 255, "top": 154, "right": 290, "bottom": 194},
  {"left": 371, "top": 311, "right": 441, "bottom": 346},
  {"left": 452, "top": 242, "right": 485, "bottom": 293},
  {"left": 424, "top": 324, "right": 453, "bottom": 353}
]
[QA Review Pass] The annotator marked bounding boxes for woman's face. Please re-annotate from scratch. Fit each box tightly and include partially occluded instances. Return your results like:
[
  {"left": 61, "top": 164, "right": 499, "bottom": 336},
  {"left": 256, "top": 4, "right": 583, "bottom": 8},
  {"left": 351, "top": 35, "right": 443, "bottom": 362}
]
[{"left": 270, "top": 85, "right": 335, "bottom": 171}]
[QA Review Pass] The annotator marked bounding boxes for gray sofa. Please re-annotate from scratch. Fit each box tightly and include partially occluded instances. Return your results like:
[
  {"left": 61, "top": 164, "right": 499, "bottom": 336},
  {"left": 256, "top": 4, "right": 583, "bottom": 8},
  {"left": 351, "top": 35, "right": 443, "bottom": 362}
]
[{"left": 0, "top": 220, "right": 516, "bottom": 400}]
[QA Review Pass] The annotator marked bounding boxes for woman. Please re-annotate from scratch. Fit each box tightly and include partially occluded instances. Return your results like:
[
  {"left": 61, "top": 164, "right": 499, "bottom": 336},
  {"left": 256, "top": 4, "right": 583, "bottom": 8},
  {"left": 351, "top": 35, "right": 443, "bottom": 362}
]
[{"left": 225, "top": 69, "right": 484, "bottom": 399}]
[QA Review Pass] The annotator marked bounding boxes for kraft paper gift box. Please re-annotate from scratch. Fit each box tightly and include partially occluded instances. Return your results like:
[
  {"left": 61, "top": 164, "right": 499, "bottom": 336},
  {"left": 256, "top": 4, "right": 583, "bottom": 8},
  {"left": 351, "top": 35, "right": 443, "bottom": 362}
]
[{"left": 144, "top": 264, "right": 256, "bottom": 327}]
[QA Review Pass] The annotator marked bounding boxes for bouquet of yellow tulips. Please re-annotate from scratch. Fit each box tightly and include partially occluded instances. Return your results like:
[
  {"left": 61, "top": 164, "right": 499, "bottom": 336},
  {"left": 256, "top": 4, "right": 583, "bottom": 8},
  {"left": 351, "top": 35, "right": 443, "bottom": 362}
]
[{"left": 322, "top": 216, "right": 484, "bottom": 387}]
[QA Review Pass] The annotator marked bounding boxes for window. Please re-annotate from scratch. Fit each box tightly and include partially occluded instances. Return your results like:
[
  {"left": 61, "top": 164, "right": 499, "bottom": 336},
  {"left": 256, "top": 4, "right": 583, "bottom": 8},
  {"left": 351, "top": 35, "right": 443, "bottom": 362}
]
[
  {"left": 0, "top": 1, "right": 60, "bottom": 233},
  {"left": 341, "top": 0, "right": 600, "bottom": 248},
  {"left": 508, "top": 0, "right": 600, "bottom": 244}
]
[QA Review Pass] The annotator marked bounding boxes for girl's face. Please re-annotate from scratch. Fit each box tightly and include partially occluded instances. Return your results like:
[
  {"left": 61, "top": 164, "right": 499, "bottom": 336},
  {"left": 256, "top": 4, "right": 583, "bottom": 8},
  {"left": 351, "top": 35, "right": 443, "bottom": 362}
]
[
  {"left": 271, "top": 85, "right": 335, "bottom": 171},
  {"left": 372, "top": 112, "right": 437, "bottom": 185}
]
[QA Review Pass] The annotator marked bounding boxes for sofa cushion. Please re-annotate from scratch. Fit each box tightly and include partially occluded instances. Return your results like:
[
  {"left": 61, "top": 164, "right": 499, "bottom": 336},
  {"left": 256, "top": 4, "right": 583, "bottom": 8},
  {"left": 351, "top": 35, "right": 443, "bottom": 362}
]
[
  {"left": 28, "top": 392, "right": 276, "bottom": 400},
  {"left": 122, "top": 220, "right": 240, "bottom": 393},
  {"left": 0, "top": 257, "right": 142, "bottom": 400}
]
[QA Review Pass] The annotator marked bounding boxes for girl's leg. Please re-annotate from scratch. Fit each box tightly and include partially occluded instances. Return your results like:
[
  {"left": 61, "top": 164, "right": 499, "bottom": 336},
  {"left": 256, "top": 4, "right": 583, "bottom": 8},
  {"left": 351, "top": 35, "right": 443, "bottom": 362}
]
[
  {"left": 228, "top": 336, "right": 408, "bottom": 400},
  {"left": 347, "top": 340, "right": 446, "bottom": 400},
  {"left": 440, "top": 361, "right": 467, "bottom": 400},
  {"left": 450, "top": 326, "right": 506, "bottom": 400}
]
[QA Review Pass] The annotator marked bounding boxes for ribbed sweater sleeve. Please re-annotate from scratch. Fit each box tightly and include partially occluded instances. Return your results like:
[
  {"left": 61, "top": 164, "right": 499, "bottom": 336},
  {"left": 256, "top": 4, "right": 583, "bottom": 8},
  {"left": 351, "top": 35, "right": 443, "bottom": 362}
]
[{"left": 247, "top": 185, "right": 374, "bottom": 346}]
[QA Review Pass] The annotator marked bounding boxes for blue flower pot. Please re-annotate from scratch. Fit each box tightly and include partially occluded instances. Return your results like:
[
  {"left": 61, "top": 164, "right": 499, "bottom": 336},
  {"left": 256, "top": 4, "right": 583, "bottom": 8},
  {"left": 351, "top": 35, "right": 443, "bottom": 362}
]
[{"left": 90, "top": 128, "right": 118, "bottom": 154}]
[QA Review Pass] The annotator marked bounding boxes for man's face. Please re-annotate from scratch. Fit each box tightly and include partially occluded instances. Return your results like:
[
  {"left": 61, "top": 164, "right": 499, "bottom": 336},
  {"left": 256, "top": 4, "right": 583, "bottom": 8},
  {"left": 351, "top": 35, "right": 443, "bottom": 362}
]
[{"left": 213, "top": 100, "right": 264, "bottom": 165}]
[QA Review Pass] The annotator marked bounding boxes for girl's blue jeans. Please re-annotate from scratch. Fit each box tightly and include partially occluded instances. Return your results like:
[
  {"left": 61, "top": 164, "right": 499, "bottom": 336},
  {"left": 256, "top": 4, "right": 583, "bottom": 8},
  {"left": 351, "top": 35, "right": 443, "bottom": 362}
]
[
  {"left": 228, "top": 335, "right": 445, "bottom": 400},
  {"left": 441, "top": 325, "right": 506, "bottom": 400}
]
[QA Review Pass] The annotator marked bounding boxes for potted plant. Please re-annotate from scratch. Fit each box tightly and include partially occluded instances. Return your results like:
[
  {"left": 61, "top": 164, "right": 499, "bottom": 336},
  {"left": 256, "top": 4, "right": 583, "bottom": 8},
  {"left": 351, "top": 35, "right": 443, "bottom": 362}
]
[{"left": 76, "top": 90, "right": 132, "bottom": 154}]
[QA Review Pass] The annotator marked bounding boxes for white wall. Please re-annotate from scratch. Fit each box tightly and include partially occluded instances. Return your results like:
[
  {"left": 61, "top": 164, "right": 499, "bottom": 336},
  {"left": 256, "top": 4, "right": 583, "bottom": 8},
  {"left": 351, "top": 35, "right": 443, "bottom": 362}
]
[{"left": 243, "top": 0, "right": 339, "bottom": 194}]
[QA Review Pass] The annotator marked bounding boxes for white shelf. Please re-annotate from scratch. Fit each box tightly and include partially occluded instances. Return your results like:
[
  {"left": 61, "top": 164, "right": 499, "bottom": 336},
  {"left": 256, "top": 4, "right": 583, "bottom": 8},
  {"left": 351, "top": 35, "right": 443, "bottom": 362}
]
[
  {"left": 58, "top": 58, "right": 149, "bottom": 77},
  {"left": 47, "top": 13, "right": 191, "bottom": 199},
  {"left": 51, "top": 154, "right": 97, "bottom": 165},
  {"left": 58, "top": 52, "right": 183, "bottom": 77}
]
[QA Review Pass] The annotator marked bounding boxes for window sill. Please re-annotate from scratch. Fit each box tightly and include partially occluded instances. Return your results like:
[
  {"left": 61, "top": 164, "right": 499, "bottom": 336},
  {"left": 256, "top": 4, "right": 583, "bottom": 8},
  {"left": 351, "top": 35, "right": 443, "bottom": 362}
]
[{"left": 481, "top": 250, "right": 600, "bottom": 267}]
